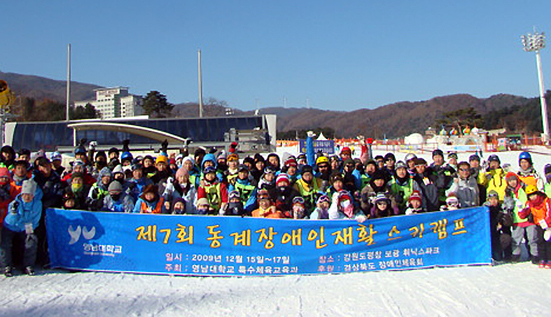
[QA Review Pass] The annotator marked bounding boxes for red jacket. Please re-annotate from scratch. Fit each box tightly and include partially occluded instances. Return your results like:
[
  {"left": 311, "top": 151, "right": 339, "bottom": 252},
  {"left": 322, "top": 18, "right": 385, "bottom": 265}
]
[{"left": 0, "top": 183, "right": 21, "bottom": 226}]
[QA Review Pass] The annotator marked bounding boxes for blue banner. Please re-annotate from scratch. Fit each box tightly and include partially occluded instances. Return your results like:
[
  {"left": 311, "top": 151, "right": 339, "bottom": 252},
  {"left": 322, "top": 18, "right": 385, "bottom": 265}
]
[
  {"left": 299, "top": 139, "right": 335, "bottom": 155},
  {"left": 46, "top": 207, "right": 491, "bottom": 276}
]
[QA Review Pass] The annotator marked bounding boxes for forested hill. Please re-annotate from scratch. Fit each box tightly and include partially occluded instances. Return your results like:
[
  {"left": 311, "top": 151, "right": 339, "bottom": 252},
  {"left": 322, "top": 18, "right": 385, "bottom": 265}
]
[
  {"left": 0, "top": 70, "right": 100, "bottom": 102},
  {"left": 2, "top": 70, "right": 540, "bottom": 138}
]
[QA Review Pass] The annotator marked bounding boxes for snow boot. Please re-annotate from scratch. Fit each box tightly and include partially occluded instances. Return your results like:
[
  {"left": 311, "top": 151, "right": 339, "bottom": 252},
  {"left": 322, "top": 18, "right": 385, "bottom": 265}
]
[
  {"left": 4, "top": 266, "right": 13, "bottom": 277},
  {"left": 24, "top": 266, "right": 35, "bottom": 276}
]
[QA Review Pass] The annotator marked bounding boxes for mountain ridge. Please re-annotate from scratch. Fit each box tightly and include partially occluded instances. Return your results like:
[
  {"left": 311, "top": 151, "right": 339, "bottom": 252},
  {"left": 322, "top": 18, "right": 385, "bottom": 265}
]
[{"left": 1, "top": 71, "right": 532, "bottom": 138}]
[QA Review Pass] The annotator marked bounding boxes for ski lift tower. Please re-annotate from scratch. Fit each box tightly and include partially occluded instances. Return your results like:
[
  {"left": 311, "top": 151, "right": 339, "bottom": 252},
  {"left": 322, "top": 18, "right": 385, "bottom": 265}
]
[{"left": 522, "top": 29, "right": 549, "bottom": 144}]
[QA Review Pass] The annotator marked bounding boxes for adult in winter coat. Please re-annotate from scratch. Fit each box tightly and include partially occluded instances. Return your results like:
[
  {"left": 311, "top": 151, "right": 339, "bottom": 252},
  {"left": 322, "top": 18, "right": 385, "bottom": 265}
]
[
  {"left": 102, "top": 181, "right": 135, "bottom": 213},
  {"left": 478, "top": 154, "right": 507, "bottom": 202},
  {"left": 389, "top": 161, "right": 419, "bottom": 213},
  {"left": 429, "top": 149, "right": 454, "bottom": 205},
  {"left": 1, "top": 180, "right": 42, "bottom": 276},
  {"left": 411, "top": 158, "right": 440, "bottom": 212},
  {"left": 360, "top": 169, "right": 398, "bottom": 214},
  {"left": 445, "top": 161, "right": 480, "bottom": 208},
  {"left": 342, "top": 159, "right": 362, "bottom": 194},
  {"left": 293, "top": 165, "right": 322, "bottom": 214},
  {"left": 469, "top": 154, "right": 487, "bottom": 206},
  {"left": 32, "top": 157, "right": 65, "bottom": 265}
]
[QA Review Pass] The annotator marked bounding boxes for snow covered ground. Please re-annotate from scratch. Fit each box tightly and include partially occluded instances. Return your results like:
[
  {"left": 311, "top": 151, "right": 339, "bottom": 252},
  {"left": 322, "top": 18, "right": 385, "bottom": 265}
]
[
  {"left": 1, "top": 263, "right": 550, "bottom": 316},
  {"left": 1, "top": 147, "right": 550, "bottom": 316}
]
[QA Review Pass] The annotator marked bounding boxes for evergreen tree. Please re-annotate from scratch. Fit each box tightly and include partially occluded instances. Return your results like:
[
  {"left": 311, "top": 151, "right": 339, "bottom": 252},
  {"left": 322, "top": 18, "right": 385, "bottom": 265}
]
[{"left": 142, "top": 91, "right": 174, "bottom": 118}]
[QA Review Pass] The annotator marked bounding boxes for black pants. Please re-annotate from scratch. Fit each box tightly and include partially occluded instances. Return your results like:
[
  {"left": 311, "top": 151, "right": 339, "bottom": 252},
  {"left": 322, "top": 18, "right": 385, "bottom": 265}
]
[
  {"left": 540, "top": 228, "right": 551, "bottom": 262},
  {"left": 1, "top": 228, "right": 38, "bottom": 268}
]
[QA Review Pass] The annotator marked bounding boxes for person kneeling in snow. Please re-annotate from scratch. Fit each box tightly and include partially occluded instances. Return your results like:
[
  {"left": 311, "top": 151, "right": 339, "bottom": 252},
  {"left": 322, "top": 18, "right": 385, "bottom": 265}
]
[
  {"left": 252, "top": 189, "right": 284, "bottom": 219},
  {"left": 440, "top": 193, "right": 460, "bottom": 211},
  {"left": 370, "top": 193, "right": 397, "bottom": 218},
  {"left": 133, "top": 184, "right": 166, "bottom": 214},
  {"left": 310, "top": 194, "right": 331, "bottom": 219},
  {"left": 1, "top": 179, "right": 42, "bottom": 277},
  {"left": 405, "top": 190, "right": 425, "bottom": 215},
  {"left": 329, "top": 190, "right": 367, "bottom": 222}
]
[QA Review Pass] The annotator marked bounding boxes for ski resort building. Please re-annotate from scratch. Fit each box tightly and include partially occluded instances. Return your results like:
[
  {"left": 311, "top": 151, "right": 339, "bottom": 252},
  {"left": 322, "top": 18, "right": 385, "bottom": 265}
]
[{"left": 74, "top": 87, "right": 143, "bottom": 119}]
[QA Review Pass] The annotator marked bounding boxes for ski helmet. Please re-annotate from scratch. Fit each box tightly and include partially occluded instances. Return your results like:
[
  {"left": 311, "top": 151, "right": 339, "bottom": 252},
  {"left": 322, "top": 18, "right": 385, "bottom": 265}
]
[{"left": 519, "top": 151, "right": 532, "bottom": 164}]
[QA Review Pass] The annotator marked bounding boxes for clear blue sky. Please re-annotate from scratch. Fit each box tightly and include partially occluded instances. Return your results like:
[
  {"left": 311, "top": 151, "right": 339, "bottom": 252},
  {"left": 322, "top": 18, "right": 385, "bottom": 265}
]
[{"left": 3, "top": 1, "right": 551, "bottom": 111}]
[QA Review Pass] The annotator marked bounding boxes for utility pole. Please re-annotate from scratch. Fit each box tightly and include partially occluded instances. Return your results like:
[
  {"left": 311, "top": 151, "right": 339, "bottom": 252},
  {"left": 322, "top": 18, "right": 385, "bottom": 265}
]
[
  {"left": 66, "top": 43, "right": 71, "bottom": 121},
  {"left": 198, "top": 50, "right": 204, "bottom": 118}
]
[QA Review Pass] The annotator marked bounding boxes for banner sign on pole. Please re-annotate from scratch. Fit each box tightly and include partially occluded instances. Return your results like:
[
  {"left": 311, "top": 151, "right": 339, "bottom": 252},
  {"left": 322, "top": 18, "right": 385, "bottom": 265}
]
[
  {"left": 299, "top": 139, "right": 335, "bottom": 155},
  {"left": 46, "top": 207, "right": 491, "bottom": 276}
]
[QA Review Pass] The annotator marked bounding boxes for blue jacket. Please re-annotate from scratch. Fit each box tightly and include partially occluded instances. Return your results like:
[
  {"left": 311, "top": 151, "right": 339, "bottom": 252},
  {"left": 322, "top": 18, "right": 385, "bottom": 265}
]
[
  {"left": 201, "top": 153, "right": 224, "bottom": 183},
  {"left": 228, "top": 177, "right": 258, "bottom": 213},
  {"left": 127, "top": 177, "right": 153, "bottom": 200},
  {"left": 4, "top": 194, "right": 42, "bottom": 232}
]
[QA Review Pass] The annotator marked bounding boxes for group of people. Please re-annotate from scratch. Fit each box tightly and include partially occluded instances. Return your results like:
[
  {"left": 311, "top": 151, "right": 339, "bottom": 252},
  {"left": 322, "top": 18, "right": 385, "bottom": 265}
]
[{"left": 1, "top": 132, "right": 551, "bottom": 276}]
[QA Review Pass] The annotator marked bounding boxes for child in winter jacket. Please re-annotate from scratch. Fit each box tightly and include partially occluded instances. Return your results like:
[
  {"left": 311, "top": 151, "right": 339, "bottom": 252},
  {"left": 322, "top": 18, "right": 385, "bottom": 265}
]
[
  {"left": 1, "top": 179, "right": 42, "bottom": 277},
  {"left": 405, "top": 190, "right": 425, "bottom": 215},
  {"left": 484, "top": 190, "right": 513, "bottom": 261},
  {"left": 519, "top": 185, "right": 551, "bottom": 267},
  {"left": 370, "top": 193, "right": 398, "bottom": 218},
  {"left": 329, "top": 190, "right": 367, "bottom": 222},
  {"left": 440, "top": 193, "right": 460, "bottom": 211},
  {"left": 133, "top": 184, "right": 166, "bottom": 214},
  {"left": 197, "top": 166, "right": 228, "bottom": 215},
  {"left": 503, "top": 172, "right": 531, "bottom": 262},
  {"left": 251, "top": 189, "right": 284, "bottom": 219},
  {"left": 310, "top": 194, "right": 330, "bottom": 219}
]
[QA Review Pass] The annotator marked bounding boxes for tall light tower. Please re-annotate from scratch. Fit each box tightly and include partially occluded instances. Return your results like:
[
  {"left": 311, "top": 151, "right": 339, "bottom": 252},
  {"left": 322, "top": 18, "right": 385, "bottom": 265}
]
[{"left": 522, "top": 30, "right": 549, "bottom": 143}]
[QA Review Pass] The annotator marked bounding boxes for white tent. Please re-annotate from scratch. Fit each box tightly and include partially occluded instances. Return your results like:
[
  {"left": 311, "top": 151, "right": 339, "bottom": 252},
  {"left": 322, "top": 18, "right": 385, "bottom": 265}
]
[{"left": 317, "top": 133, "right": 328, "bottom": 141}]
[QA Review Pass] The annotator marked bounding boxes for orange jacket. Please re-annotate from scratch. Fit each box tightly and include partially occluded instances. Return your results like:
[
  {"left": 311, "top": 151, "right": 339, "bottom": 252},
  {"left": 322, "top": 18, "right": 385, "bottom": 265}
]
[
  {"left": 519, "top": 194, "right": 551, "bottom": 227},
  {"left": 252, "top": 206, "right": 284, "bottom": 218}
]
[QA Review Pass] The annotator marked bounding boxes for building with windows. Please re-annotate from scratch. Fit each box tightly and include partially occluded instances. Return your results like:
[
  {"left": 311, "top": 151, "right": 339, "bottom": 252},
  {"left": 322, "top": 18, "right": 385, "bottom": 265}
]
[
  {"left": 4, "top": 114, "right": 277, "bottom": 153},
  {"left": 74, "top": 87, "right": 143, "bottom": 119}
]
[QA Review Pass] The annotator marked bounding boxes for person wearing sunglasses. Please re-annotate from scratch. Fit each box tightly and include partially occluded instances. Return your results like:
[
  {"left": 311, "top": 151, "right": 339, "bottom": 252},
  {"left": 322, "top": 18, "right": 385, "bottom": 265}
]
[{"left": 445, "top": 161, "right": 479, "bottom": 208}]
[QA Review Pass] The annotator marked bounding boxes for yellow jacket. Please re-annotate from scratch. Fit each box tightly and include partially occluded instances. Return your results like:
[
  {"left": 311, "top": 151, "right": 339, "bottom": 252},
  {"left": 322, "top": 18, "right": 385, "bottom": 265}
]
[{"left": 478, "top": 168, "right": 507, "bottom": 202}]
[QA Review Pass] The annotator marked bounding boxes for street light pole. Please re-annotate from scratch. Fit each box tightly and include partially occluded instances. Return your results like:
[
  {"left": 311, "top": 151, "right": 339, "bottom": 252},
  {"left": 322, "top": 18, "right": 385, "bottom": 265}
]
[{"left": 522, "top": 30, "right": 549, "bottom": 143}]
